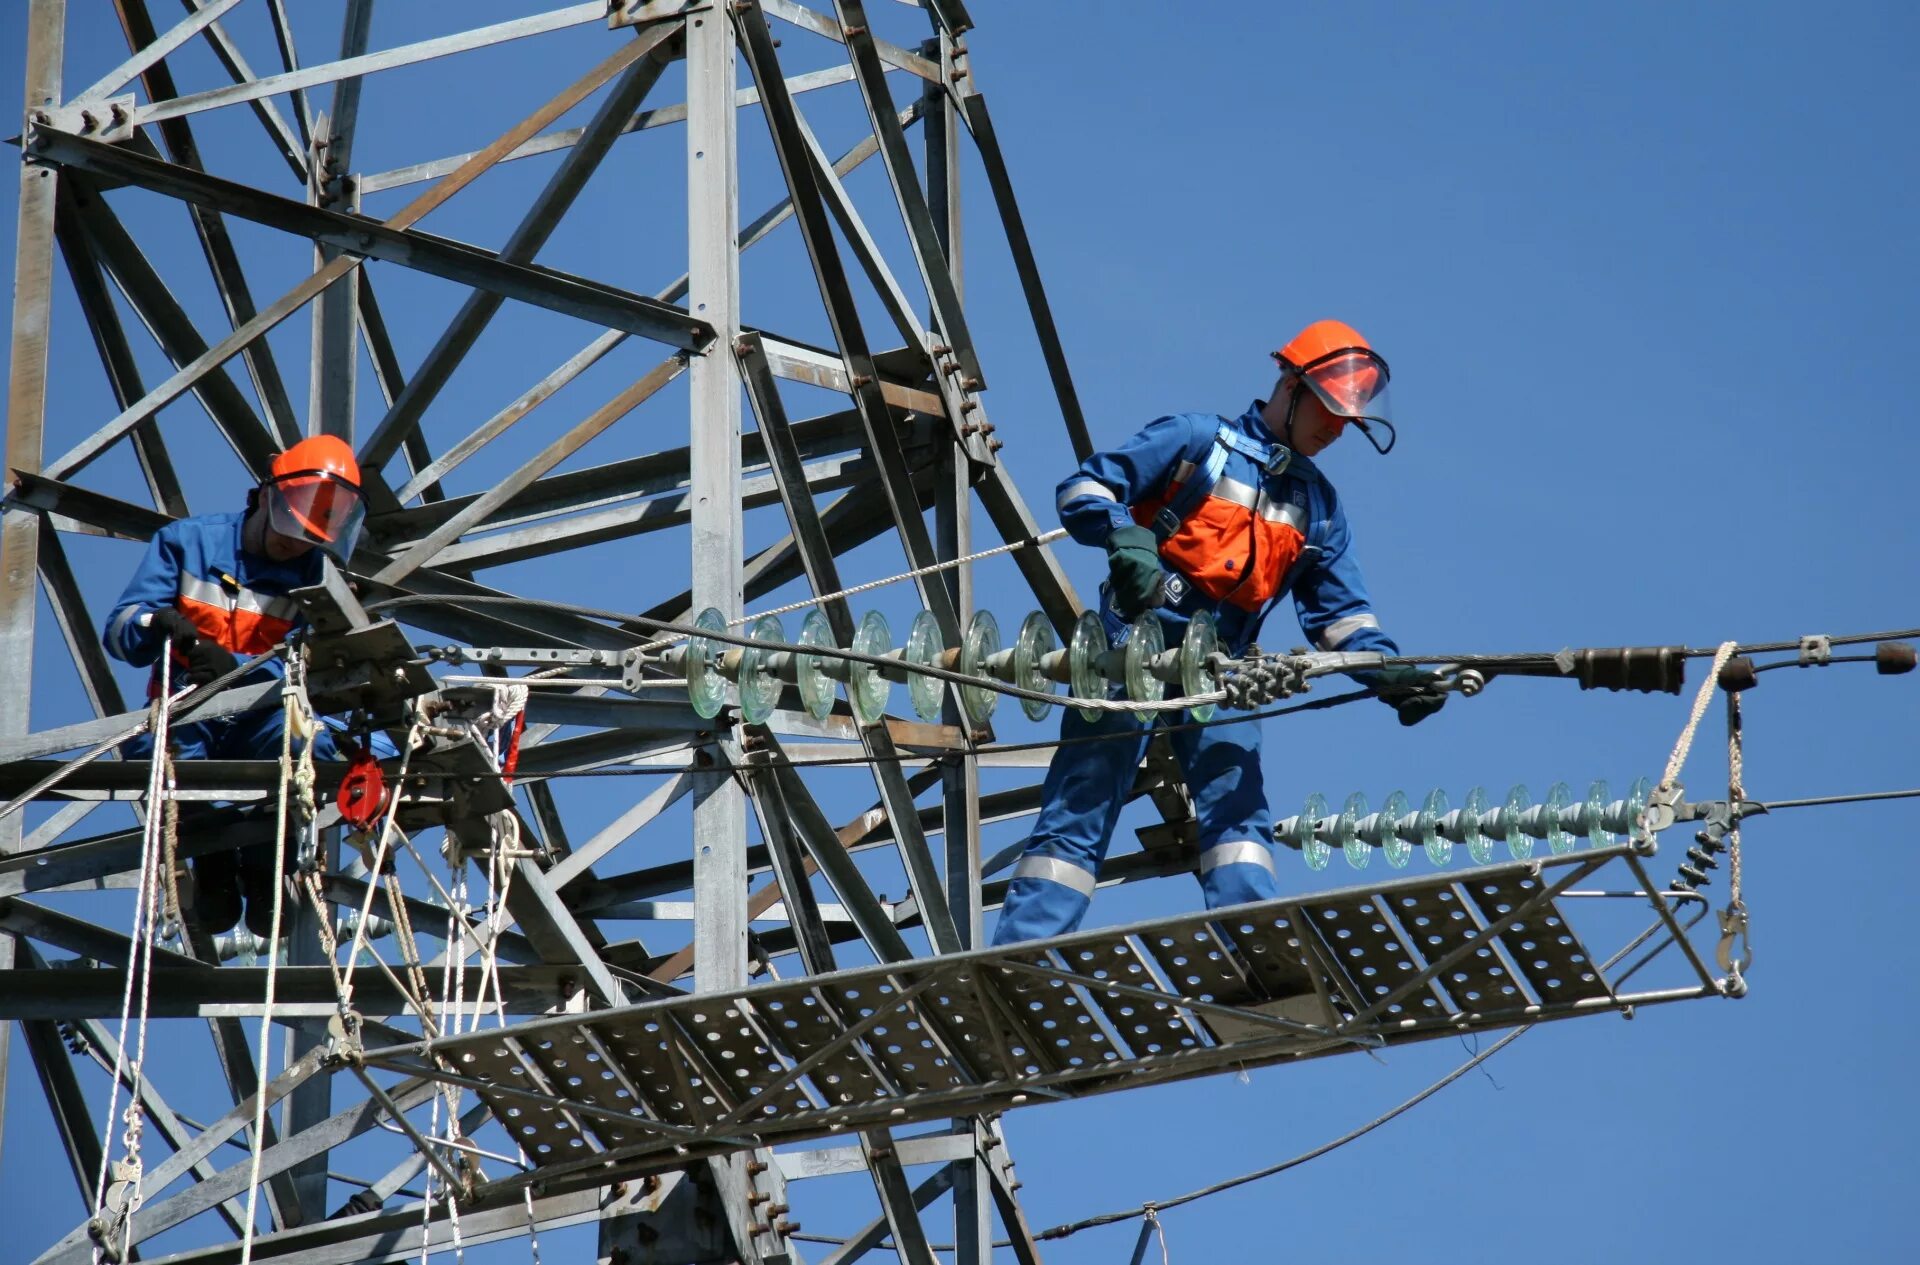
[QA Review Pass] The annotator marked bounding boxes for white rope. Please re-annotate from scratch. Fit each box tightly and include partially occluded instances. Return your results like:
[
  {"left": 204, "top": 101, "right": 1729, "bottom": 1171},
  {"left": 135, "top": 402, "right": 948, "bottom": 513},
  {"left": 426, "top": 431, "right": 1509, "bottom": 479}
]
[
  {"left": 239, "top": 658, "right": 305, "bottom": 1265},
  {"left": 89, "top": 640, "right": 175, "bottom": 1264},
  {"left": 340, "top": 713, "right": 426, "bottom": 1000},
  {"left": 1654, "top": 641, "right": 1737, "bottom": 799}
]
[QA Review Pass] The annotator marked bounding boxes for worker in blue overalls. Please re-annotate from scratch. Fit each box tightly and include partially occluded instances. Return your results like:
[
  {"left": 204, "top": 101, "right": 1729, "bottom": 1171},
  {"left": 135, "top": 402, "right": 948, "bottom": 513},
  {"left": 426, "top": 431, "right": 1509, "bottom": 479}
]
[
  {"left": 993, "top": 320, "right": 1447, "bottom": 943},
  {"left": 104, "top": 435, "right": 372, "bottom": 938}
]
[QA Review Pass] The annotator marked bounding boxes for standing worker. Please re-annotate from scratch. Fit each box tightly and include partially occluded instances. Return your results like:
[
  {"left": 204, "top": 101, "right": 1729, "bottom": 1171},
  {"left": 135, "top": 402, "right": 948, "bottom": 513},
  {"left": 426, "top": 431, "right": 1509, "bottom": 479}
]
[
  {"left": 103, "top": 436, "right": 369, "bottom": 938},
  {"left": 994, "top": 320, "right": 1447, "bottom": 944}
]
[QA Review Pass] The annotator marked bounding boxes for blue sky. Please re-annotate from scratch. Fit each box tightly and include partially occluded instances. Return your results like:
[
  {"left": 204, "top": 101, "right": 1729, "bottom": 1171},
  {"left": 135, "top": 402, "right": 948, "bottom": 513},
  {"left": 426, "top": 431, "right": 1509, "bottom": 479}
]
[{"left": 3, "top": 2, "right": 1917, "bottom": 1262}]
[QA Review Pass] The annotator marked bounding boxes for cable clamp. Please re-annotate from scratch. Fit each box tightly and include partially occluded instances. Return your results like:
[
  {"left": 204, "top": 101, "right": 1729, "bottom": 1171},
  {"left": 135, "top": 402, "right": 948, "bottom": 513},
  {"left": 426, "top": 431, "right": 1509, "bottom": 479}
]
[{"left": 1797, "top": 634, "right": 1831, "bottom": 667}]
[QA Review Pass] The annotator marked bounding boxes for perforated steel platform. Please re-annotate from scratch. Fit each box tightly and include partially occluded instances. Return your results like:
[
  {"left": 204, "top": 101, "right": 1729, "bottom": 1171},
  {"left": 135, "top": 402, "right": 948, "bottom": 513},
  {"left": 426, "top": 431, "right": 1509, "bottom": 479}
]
[{"left": 361, "top": 846, "right": 1718, "bottom": 1185}]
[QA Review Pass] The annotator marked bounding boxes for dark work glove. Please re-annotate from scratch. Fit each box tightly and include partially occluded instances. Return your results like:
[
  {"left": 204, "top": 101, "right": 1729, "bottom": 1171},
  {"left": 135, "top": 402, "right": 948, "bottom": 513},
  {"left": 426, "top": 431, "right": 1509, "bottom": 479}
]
[
  {"left": 1104, "top": 525, "right": 1164, "bottom": 619},
  {"left": 148, "top": 607, "right": 201, "bottom": 649},
  {"left": 181, "top": 638, "right": 239, "bottom": 687},
  {"left": 1373, "top": 664, "right": 1448, "bottom": 728}
]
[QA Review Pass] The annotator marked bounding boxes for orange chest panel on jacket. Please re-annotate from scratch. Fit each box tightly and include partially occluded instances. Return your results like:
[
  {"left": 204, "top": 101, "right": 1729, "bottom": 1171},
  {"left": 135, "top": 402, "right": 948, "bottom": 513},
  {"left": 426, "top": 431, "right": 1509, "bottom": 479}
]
[
  {"left": 175, "top": 570, "right": 301, "bottom": 656},
  {"left": 1132, "top": 471, "right": 1306, "bottom": 612}
]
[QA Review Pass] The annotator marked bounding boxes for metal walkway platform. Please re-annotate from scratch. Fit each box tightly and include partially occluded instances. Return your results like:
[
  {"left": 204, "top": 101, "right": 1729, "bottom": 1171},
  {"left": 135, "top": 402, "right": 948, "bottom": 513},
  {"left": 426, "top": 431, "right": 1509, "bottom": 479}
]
[{"left": 359, "top": 846, "right": 1721, "bottom": 1191}]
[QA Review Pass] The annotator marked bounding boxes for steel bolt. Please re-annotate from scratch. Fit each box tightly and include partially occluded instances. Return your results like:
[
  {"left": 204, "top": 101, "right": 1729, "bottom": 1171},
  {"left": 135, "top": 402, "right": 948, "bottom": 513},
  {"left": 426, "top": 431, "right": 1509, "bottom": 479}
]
[
  {"left": 745, "top": 1159, "right": 767, "bottom": 1176},
  {"left": 775, "top": 1219, "right": 801, "bottom": 1235}
]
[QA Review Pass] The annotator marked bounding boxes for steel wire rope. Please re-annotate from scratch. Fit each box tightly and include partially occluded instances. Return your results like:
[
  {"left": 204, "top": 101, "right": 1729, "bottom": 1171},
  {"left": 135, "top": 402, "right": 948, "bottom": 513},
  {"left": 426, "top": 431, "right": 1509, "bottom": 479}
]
[{"left": 522, "top": 688, "right": 1384, "bottom": 776}]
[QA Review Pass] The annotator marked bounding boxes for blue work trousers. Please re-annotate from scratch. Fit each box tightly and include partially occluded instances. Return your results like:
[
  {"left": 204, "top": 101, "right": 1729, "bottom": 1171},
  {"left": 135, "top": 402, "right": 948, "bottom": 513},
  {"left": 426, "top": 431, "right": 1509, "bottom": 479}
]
[{"left": 992, "top": 609, "right": 1278, "bottom": 945}]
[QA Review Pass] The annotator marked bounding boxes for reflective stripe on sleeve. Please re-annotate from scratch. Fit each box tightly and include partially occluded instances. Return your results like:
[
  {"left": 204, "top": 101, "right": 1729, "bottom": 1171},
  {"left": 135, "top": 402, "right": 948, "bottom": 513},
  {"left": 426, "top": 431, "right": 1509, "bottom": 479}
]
[
  {"left": 1011, "top": 854, "right": 1098, "bottom": 897},
  {"left": 1318, "top": 612, "right": 1380, "bottom": 649},
  {"left": 106, "top": 604, "right": 144, "bottom": 648},
  {"left": 1056, "top": 479, "right": 1119, "bottom": 512},
  {"left": 1197, "top": 840, "right": 1276, "bottom": 875}
]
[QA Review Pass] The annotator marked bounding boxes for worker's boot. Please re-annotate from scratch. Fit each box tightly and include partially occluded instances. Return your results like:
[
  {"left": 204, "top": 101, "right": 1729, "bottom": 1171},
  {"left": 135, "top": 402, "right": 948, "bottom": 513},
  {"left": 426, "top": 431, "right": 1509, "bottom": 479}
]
[
  {"left": 238, "top": 841, "right": 287, "bottom": 940},
  {"left": 189, "top": 850, "right": 244, "bottom": 935}
]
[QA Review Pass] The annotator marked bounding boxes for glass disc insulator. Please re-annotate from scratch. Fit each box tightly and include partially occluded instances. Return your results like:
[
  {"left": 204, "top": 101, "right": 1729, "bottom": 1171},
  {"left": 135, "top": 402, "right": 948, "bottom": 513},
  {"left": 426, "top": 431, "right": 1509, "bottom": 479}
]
[
  {"left": 1420, "top": 787, "right": 1453, "bottom": 867},
  {"left": 737, "top": 614, "right": 785, "bottom": 725},
  {"left": 1380, "top": 789, "right": 1412, "bottom": 869},
  {"left": 1067, "top": 610, "right": 1109, "bottom": 720},
  {"left": 794, "top": 608, "right": 837, "bottom": 721},
  {"left": 684, "top": 606, "right": 729, "bottom": 719},
  {"left": 1503, "top": 783, "right": 1533, "bottom": 860},
  {"left": 1627, "top": 775, "right": 1653, "bottom": 840},
  {"left": 1339, "top": 791, "right": 1370, "bottom": 869},
  {"left": 959, "top": 609, "right": 1002, "bottom": 726},
  {"left": 1586, "top": 779, "right": 1615, "bottom": 848},
  {"left": 1297, "top": 792, "right": 1330, "bottom": 871},
  {"left": 1544, "top": 780, "right": 1576, "bottom": 855},
  {"left": 847, "top": 610, "right": 893, "bottom": 726},
  {"left": 1123, "top": 614, "right": 1166, "bottom": 704},
  {"left": 1180, "top": 609, "right": 1220, "bottom": 722},
  {"left": 1013, "top": 610, "right": 1057, "bottom": 721},
  {"left": 1462, "top": 786, "right": 1493, "bottom": 865},
  {"left": 904, "top": 608, "right": 946, "bottom": 721}
]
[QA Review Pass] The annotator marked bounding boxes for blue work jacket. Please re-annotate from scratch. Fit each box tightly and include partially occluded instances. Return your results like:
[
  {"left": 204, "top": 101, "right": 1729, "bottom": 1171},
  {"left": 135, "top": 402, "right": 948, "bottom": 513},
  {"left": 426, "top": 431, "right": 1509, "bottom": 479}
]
[{"left": 1054, "top": 401, "right": 1399, "bottom": 657}]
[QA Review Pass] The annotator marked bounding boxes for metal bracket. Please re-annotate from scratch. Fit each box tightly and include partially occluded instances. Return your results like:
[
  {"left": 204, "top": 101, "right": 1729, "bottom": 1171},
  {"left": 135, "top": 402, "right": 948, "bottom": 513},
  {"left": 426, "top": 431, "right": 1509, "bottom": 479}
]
[
  {"left": 1798, "top": 634, "right": 1831, "bottom": 667},
  {"left": 30, "top": 100, "right": 136, "bottom": 146},
  {"left": 608, "top": 0, "right": 711, "bottom": 28},
  {"left": 435, "top": 644, "right": 625, "bottom": 671}
]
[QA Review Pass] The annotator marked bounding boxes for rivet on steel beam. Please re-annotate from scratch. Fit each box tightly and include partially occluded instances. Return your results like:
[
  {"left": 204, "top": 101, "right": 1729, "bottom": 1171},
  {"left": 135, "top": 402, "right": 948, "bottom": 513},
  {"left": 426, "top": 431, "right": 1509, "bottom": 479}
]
[
  {"left": 850, "top": 374, "right": 872, "bottom": 388},
  {"left": 844, "top": 25, "right": 867, "bottom": 38}
]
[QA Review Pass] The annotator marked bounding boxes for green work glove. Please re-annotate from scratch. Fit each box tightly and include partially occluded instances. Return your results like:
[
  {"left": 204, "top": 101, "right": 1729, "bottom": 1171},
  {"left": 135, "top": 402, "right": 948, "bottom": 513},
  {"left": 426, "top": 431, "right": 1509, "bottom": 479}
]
[
  {"left": 1373, "top": 664, "right": 1448, "bottom": 728},
  {"left": 1104, "top": 525, "right": 1164, "bottom": 619}
]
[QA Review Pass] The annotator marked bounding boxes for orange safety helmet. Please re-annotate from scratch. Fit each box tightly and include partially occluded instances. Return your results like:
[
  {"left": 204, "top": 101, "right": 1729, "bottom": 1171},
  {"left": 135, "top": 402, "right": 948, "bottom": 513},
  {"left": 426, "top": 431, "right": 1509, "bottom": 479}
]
[
  {"left": 262, "top": 435, "right": 366, "bottom": 562},
  {"left": 1272, "top": 319, "right": 1396, "bottom": 454}
]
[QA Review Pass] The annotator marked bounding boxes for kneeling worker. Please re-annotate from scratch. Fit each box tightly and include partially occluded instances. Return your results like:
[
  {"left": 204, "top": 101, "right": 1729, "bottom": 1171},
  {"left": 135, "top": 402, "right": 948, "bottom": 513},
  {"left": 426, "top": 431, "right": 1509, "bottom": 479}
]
[
  {"left": 994, "top": 319, "right": 1446, "bottom": 944},
  {"left": 103, "top": 435, "right": 368, "bottom": 937}
]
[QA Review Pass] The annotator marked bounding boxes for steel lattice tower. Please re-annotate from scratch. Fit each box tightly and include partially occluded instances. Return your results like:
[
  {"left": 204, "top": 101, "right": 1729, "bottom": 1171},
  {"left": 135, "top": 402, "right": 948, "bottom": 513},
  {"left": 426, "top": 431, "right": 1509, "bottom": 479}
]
[{"left": 0, "top": 4, "right": 1729, "bottom": 1263}]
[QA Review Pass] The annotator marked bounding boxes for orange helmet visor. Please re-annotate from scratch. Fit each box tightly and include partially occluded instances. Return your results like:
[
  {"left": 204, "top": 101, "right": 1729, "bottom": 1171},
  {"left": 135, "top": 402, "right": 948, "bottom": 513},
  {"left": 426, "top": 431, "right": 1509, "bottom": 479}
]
[
  {"left": 265, "top": 470, "right": 366, "bottom": 562},
  {"left": 1274, "top": 345, "right": 1396, "bottom": 453}
]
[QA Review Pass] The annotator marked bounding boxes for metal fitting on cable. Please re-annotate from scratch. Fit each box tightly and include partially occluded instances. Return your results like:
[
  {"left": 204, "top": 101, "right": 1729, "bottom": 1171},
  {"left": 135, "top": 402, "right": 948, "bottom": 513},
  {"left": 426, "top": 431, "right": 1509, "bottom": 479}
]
[{"left": 1877, "top": 641, "right": 1917, "bottom": 674}]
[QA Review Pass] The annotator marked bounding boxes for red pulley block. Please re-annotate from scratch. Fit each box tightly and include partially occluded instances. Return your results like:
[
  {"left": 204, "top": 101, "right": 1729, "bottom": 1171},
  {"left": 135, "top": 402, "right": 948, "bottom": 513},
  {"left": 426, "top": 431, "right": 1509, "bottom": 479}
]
[{"left": 336, "top": 747, "right": 390, "bottom": 832}]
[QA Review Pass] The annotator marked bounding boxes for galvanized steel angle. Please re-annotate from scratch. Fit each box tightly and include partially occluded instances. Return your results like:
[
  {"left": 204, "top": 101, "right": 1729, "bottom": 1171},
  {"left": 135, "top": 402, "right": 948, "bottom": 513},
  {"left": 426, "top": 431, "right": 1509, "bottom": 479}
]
[
  {"left": 749, "top": 981, "right": 894, "bottom": 1112},
  {"left": 517, "top": 1023, "right": 663, "bottom": 1154},
  {"left": 1299, "top": 892, "right": 1448, "bottom": 1027},
  {"left": 1385, "top": 881, "right": 1530, "bottom": 1016},
  {"left": 1339, "top": 859, "right": 1602, "bottom": 1030},
  {"left": 1056, "top": 934, "right": 1205, "bottom": 1061},
  {"left": 1139, "top": 916, "right": 1262, "bottom": 1005},
  {"left": 980, "top": 950, "right": 1124, "bottom": 1074},
  {"left": 732, "top": 1, "right": 961, "bottom": 642},
  {"left": 677, "top": 993, "right": 821, "bottom": 1128},
  {"left": 1461, "top": 866, "right": 1610, "bottom": 1007},
  {"left": 831, "top": 0, "right": 987, "bottom": 389},
  {"left": 1212, "top": 904, "right": 1328, "bottom": 1003},
  {"left": 826, "top": 972, "right": 967, "bottom": 1098},
  {"left": 711, "top": 968, "right": 946, "bottom": 1130},
  {"left": 592, "top": 1005, "right": 737, "bottom": 1128}
]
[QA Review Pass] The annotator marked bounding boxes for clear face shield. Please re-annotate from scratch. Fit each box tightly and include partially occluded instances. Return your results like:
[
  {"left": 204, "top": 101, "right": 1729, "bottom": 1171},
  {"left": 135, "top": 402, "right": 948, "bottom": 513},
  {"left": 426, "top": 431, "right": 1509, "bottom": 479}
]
[
  {"left": 263, "top": 470, "right": 366, "bottom": 563},
  {"left": 1277, "top": 346, "right": 1396, "bottom": 454}
]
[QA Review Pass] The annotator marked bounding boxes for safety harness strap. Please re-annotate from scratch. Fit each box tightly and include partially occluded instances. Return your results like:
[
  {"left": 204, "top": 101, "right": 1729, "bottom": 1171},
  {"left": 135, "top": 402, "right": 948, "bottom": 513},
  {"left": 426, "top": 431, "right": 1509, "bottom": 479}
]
[{"left": 1149, "top": 424, "right": 1291, "bottom": 544}]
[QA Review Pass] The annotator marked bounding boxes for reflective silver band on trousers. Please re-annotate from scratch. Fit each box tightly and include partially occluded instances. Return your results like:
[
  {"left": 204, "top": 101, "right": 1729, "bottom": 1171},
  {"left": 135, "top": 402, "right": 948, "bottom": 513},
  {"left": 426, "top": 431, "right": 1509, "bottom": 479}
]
[
  {"left": 1011, "top": 854, "right": 1098, "bottom": 897},
  {"left": 1197, "top": 840, "right": 1276, "bottom": 875}
]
